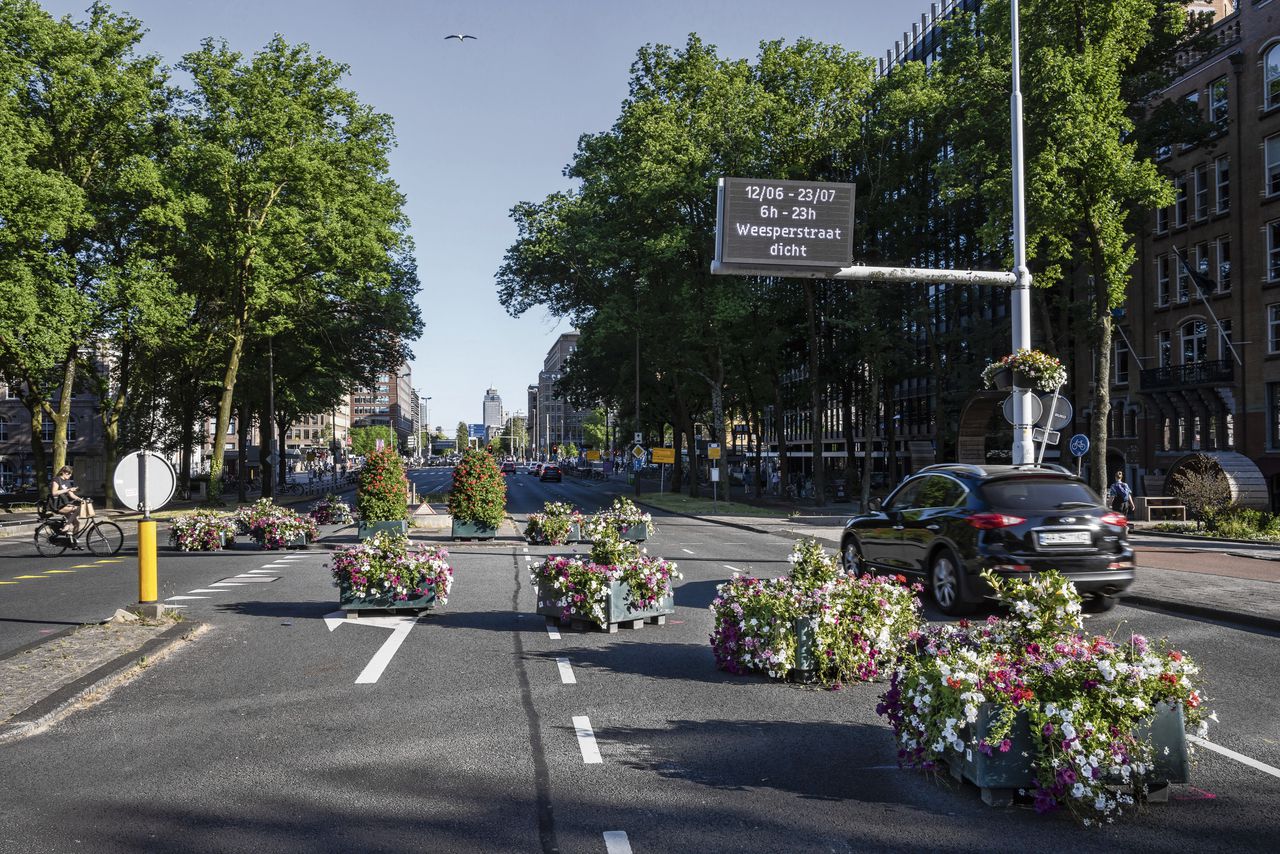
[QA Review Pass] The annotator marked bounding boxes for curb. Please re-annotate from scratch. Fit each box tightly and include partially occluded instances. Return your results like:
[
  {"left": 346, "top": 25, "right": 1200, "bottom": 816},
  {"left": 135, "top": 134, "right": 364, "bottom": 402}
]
[
  {"left": 1121, "top": 595, "right": 1280, "bottom": 633},
  {"left": 1139, "top": 530, "right": 1280, "bottom": 550},
  {"left": 0, "top": 620, "right": 204, "bottom": 745}
]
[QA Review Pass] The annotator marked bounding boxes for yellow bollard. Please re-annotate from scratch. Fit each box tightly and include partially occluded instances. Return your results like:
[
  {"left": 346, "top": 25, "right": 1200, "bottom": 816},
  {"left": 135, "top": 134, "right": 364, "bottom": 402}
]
[{"left": 138, "top": 520, "right": 157, "bottom": 603}]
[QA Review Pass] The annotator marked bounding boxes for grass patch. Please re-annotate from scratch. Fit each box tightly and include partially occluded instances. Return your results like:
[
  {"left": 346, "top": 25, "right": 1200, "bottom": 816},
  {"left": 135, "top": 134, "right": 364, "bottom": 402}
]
[{"left": 637, "top": 492, "right": 786, "bottom": 518}]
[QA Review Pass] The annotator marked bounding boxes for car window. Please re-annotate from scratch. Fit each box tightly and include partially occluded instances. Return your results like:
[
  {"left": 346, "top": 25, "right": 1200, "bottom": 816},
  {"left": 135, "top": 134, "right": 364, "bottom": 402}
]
[
  {"left": 884, "top": 478, "right": 922, "bottom": 511},
  {"left": 980, "top": 477, "right": 1101, "bottom": 512},
  {"left": 914, "top": 475, "right": 965, "bottom": 509}
]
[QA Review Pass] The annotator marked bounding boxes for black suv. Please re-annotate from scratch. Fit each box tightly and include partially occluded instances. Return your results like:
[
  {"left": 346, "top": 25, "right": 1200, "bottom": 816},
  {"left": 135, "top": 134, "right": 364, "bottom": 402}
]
[{"left": 839, "top": 463, "right": 1133, "bottom": 615}]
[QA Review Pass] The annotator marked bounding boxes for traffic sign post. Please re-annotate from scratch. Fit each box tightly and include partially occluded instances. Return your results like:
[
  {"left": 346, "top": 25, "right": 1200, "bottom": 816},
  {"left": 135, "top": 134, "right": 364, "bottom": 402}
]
[
  {"left": 112, "top": 450, "right": 177, "bottom": 616},
  {"left": 1069, "top": 433, "right": 1090, "bottom": 477}
]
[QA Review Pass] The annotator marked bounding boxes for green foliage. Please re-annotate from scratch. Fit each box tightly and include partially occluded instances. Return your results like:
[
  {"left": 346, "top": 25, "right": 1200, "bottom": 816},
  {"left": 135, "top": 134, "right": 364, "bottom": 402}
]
[
  {"left": 447, "top": 449, "right": 507, "bottom": 528},
  {"left": 455, "top": 421, "right": 470, "bottom": 450},
  {"left": 356, "top": 447, "right": 407, "bottom": 522},
  {"left": 589, "top": 525, "right": 641, "bottom": 569},
  {"left": 351, "top": 426, "right": 395, "bottom": 458},
  {"left": 1168, "top": 455, "right": 1232, "bottom": 524},
  {"left": 786, "top": 539, "right": 842, "bottom": 589},
  {"left": 1208, "top": 506, "right": 1280, "bottom": 541}
]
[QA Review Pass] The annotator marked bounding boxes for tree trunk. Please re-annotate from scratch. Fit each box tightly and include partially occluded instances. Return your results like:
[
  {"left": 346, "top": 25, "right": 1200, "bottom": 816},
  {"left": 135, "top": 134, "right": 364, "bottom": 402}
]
[
  {"left": 259, "top": 411, "right": 273, "bottom": 500},
  {"left": 1087, "top": 219, "right": 1113, "bottom": 494},
  {"left": 803, "top": 281, "right": 826, "bottom": 506},
  {"left": 237, "top": 399, "right": 250, "bottom": 503},
  {"left": 178, "top": 388, "right": 195, "bottom": 501},
  {"left": 709, "top": 364, "right": 726, "bottom": 499},
  {"left": 277, "top": 414, "right": 290, "bottom": 490},
  {"left": 685, "top": 419, "right": 699, "bottom": 498},
  {"left": 841, "top": 373, "right": 856, "bottom": 505},
  {"left": 49, "top": 350, "right": 78, "bottom": 474},
  {"left": 25, "top": 398, "right": 49, "bottom": 497},
  {"left": 884, "top": 381, "right": 898, "bottom": 487},
  {"left": 207, "top": 331, "right": 245, "bottom": 503}
]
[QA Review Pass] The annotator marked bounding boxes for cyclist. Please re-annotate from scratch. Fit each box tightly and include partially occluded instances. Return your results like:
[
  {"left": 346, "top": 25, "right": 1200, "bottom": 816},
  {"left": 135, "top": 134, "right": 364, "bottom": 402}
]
[{"left": 50, "top": 465, "right": 86, "bottom": 546}]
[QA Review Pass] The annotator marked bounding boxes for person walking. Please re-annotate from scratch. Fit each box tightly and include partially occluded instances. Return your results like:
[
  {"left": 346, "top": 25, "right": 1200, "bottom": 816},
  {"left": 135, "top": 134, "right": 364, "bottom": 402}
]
[{"left": 1106, "top": 470, "right": 1135, "bottom": 514}]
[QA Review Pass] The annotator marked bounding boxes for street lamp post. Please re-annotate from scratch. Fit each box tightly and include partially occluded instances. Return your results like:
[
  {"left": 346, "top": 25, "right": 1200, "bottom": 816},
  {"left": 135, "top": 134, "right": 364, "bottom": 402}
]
[{"left": 1010, "top": 0, "right": 1034, "bottom": 465}]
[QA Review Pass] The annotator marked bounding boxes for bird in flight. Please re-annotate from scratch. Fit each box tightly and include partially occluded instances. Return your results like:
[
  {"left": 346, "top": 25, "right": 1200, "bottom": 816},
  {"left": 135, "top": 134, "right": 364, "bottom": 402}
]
[{"left": 444, "top": 34, "right": 477, "bottom": 43}]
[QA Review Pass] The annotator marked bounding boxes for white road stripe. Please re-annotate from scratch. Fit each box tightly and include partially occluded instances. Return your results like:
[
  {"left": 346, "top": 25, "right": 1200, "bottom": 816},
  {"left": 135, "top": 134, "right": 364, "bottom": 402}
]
[
  {"left": 355, "top": 618, "right": 417, "bottom": 684},
  {"left": 546, "top": 624, "right": 561, "bottom": 640},
  {"left": 724, "top": 564, "right": 742, "bottom": 574},
  {"left": 259, "top": 563, "right": 289, "bottom": 568},
  {"left": 187, "top": 588, "right": 220, "bottom": 593},
  {"left": 227, "top": 576, "right": 277, "bottom": 583},
  {"left": 165, "top": 595, "right": 208, "bottom": 601},
  {"left": 1188, "top": 735, "right": 1280, "bottom": 779},
  {"left": 603, "top": 831, "right": 632, "bottom": 854},
  {"left": 573, "top": 715, "right": 602, "bottom": 764},
  {"left": 556, "top": 658, "right": 576, "bottom": 684},
  {"left": 681, "top": 548, "right": 695, "bottom": 555},
  {"left": 210, "top": 582, "right": 243, "bottom": 586}
]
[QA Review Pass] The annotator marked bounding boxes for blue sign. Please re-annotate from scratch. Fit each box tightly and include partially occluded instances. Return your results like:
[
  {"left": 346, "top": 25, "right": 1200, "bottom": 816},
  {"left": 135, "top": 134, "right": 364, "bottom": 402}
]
[
  {"left": 468, "top": 424, "right": 486, "bottom": 439},
  {"left": 1069, "top": 434, "right": 1090, "bottom": 457}
]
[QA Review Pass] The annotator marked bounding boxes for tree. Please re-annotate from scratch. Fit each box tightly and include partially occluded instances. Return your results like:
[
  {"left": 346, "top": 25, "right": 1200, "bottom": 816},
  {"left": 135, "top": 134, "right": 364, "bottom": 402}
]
[
  {"left": 582, "top": 407, "right": 608, "bottom": 450},
  {"left": 173, "top": 35, "right": 413, "bottom": 502},
  {"left": 455, "top": 421, "right": 470, "bottom": 451},
  {"left": 350, "top": 426, "right": 393, "bottom": 457}
]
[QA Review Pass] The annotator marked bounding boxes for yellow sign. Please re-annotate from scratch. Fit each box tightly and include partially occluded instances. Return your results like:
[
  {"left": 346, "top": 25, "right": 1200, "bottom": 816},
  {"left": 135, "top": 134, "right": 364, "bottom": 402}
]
[
  {"left": 586, "top": 450, "right": 600, "bottom": 461},
  {"left": 651, "top": 447, "right": 676, "bottom": 464},
  {"left": 708, "top": 445, "right": 721, "bottom": 460}
]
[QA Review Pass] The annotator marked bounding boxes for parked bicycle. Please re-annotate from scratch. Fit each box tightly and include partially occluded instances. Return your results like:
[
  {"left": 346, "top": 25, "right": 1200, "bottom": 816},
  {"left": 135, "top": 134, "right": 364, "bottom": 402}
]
[{"left": 33, "top": 500, "right": 124, "bottom": 557}]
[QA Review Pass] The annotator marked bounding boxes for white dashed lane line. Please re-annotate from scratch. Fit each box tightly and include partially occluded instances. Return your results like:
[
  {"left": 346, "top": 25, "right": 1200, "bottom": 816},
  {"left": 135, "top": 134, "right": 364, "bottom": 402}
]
[
  {"left": 546, "top": 623, "right": 561, "bottom": 640},
  {"left": 603, "top": 832, "right": 633, "bottom": 854},
  {"left": 556, "top": 658, "right": 576, "bottom": 684},
  {"left": 165, "top": 595, "right": 208, "bottom": 601},
  {"left": 681, "top": 548, "right": 695, "bottom": 555},
  {"left": 573, "top": 716, "right": 602, "bottom": 764},
  {"left": 1188, "top": 735, "right": 1280, "bottom": 779}
]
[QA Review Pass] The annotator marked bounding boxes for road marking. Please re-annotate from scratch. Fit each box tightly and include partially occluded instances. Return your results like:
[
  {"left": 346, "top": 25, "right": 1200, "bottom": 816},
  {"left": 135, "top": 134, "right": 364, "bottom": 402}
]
[
  {"left": 1188, "top": 735, "right": 1280, "bottom": 779},
  {"left": 166, "top": 595, "right": 208, "bottom": 601},
  {"left": 259, "top": 563, "right": 290, "bottom": 568},
  {"left": 44, "top": 570, "right": 76, "bottom": 574},
  {"left": 188, "top": 588, "right": 221, "bottom": 593},
  {"left": 0, "top": 581, "right": 19, "bottom": 585},
  {"left": 681, "top": 548, "right": 695, "bottom": 555},
  {"left": 14, "top": 575, "right": 49, "bottom": 579},
  {"left": 525, "top": 555, "right": 531, "bottom": 562},
  {"left": 210, "top": 582, "right": 244, "bottom": 587},
  {"left": 546, "top": 623, "right": 561, "bottom": 640},
  {"left": 724, "top": 564, "right": 742, "bottom": 574},
  {"left": 244, "top": 569, "right": 278, "bottom": 574},
  {"left": 95, "top": 559, "right": 124, "bottom": 563},
  {"left": 573, "top": 716, "right": 602, "bottom": 764},
  {"left": 678, "top": 542, "right": 704, "bottom": 546},
  {"left": 603, "top": 831, "right": 633, "bottom": 854},
  {"left": 723, "top": 542, "right": 748, "bottom": 546},
  {"left": 71, "top": 564, "right": 94, "bottom": 568},
  {"left": 226, "top": 576, "right": 277, "bottom": 583},
  {"left": 557, "top": 658, "right": 576, "bottom": 684},
  {"left": 356, "top": 620, "right": 416, "bottom": 684}
]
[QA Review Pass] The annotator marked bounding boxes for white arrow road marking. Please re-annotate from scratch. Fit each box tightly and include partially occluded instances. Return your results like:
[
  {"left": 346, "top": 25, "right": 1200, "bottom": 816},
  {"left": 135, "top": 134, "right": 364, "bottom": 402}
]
[
  {"left": 1188, "top": 735, "right": 1280, "bottom": 779},
  {"left": 165, "top": 595, "right": 208, "bottom": 601},
  {"left": 724, "top": 564, "right": 742, "bottom": 574},
  {"left": 573, "top": 715, "right": 602, "bottom": 764},
  {"left": 323, "top": 610, "right": 419, "bottom": 684},
  {"left": 546, "top": 624, "right": 561, "bottom": 640},
  {"left": 603, "top": 832, "right": 632, "bottom": 854},
  {"left": 557, "top": 658, "right": 576, "bottom": 684}
]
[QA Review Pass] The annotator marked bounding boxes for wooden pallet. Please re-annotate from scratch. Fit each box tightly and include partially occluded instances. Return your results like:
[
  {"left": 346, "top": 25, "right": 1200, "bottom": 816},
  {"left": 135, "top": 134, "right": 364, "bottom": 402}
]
[{"left": 549, "top": 614, "right": 667, "bottom": 634}]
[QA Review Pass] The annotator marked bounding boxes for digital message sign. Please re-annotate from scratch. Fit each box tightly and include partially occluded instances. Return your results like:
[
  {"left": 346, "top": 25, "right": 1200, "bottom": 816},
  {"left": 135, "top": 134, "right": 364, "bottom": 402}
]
[{"left": 716, "top": 177, "right": 856, "bottom": 269}]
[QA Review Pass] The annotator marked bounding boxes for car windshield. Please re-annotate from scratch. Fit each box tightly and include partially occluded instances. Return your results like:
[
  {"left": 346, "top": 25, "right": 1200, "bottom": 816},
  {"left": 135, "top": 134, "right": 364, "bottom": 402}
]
[{"left": 980, "top": 477, "right": 1101, "bottom": 513}]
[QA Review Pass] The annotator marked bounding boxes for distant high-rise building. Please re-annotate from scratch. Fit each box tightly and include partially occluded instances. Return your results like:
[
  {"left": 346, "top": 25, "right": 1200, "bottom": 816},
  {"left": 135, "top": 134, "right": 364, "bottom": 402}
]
[
  {"left": 535, "top": 332, "right": 593, "bottom": 454},
  {"left": 483, "top": 388, "right": 503, "bottom": 432}
]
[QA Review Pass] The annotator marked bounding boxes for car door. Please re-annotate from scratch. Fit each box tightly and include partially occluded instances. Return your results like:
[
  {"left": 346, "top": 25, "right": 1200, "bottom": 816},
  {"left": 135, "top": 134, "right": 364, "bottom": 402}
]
[
  {"left": 897, "top": 474, "right": 967, "bottom": 576},
  {"left": 855, "top": 478, "right": 921, "bottom": 572}
]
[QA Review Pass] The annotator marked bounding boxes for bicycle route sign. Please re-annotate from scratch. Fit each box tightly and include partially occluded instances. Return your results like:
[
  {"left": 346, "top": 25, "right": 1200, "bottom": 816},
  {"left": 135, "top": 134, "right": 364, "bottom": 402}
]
[
  {"left": 112, "top": 450, "right": 176, "bottom": 516},
  {"left": 1069, "top": 434, "right": 1090, "bottom": 458},
  {"left": 715, "top": 177, "right": 856, "bottom": 270}
]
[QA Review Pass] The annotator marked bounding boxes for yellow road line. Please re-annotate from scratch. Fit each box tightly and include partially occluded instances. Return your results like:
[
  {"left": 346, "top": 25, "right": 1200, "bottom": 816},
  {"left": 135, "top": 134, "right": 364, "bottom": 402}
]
[
  {"left": 14, "top": 575, "right": 48, "bottom": 579},
  {"left": 0, "top": 581, "right": 19, "bottom": 585},
  {"left": 95, "top": 559, "right": 124, "bottom": 564},
  {"left": 71, "top": 564, "right": 94, "bottom": 568},
  {"left": 44, "top": 570, "right": 76, "bottom": 574}
]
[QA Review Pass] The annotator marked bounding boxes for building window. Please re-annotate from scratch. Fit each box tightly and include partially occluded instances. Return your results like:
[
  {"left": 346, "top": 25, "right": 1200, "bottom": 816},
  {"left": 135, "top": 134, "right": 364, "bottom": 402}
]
[
  {"left": 1156, "top": 254, "right": 1171, "bottom": 306},
  {"left": 1212, "top": 157, "right": 1229, "bottom": 215},
  {"left": 1219, "top": 319, "right": 1234, "bottom": 362},
  {"left": 1217, "top": 237, "right": 1231, "bottom": 291},
  {"left": 1174, "top": 175, "right": 1188, "bottom": 227},
  {"left": 41, "top": 414, "right": 53, "bottom": 443},
  {"left": 1194, "top": 164, "right": 1209, "bottom": 220},
  {"left": 1158, "top": 330, "right": 1172, "bottom": 367},
  {"left": 1194, "top": 242, "right": 1211, "bottom": 296},
  {"left": 1176, "top": 250, "right": 1190, "bottom": 302},
  {"left": 1269, "top": 384, "right": 1280, "bottom": 450},
  {"left": 1269, "top": 305, "right": 1280, "bottom": 353},
  {"left": 66, "top": 415, "right": 76, "bottom": 442},
  {"left": 1267, "top": 44, "right": 1280, "bottom": 111},
  {"left": 1268, "top": 136, "right": 1280, "bottom": 197},
  {"left": 1156, "top": 205, "right": 1169, "bottom": 233},
  {"left": 1270, "top": 221, "right": 1280, "bottom": 281},
  {"left": 1114, "top": 336, "right": 1130, "bottom": 385},
  {"left": 1209, "top": 77, "right": 1229, "bottom": 130},
  {"left": 0, "top": 415, "right": 7, "bottom": 441},
  {"left": 1181, "top": 320, "right": 1207, "bottom": 364}
]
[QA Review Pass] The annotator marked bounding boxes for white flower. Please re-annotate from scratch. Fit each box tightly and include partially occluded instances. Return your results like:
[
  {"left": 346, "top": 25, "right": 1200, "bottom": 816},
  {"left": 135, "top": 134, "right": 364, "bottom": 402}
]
[
  {"left": 1094, "top": 795, "right": 1107, "bottom": 811},
  {"left": 1061, "top": 722, "right": 1076, "bottom": 740},
  {"left": 1072, "top": 783, "right": 1085, "bottom": 798}
]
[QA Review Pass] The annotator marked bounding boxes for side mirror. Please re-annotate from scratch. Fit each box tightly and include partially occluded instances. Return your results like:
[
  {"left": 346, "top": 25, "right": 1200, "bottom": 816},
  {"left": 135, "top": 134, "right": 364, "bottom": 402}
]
[{"left": 867, "top": 497, "right": 882, "bottom": 513}]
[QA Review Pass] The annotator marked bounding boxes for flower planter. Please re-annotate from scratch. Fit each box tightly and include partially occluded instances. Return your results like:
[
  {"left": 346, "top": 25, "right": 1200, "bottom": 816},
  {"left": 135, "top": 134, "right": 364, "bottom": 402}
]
[
  {"left": 358, "top": 520, "right": 408, "bottom": 541},
  {"left": 536, "top": 579, "right": 674, "bottom": 633},
  {"left": 991, "top": 367, "right": 1013, "bottom": 390},
  {"left": 339, "top": 582, "right": 439, "bottom": 613},
  {"left": 791, "top": 615, "right": 820, "bottom": 681},
  {"left": 1011, "top": 369, "right": 1035, "bottom": 390},
  {"left": 285, "top": 533, "right": 310, "bottom": 549},
  {"left": 619, "top": 522, "right": 648, "bottom": 542},
  {"left": 452, "top": 519, "right": 497, "bottom": 540},
  {"left": 948, "top": 701, "right": 1189, "bottom": 806},
  {"left": 569, "top": 522, "right": 582, "bottom": 543}
]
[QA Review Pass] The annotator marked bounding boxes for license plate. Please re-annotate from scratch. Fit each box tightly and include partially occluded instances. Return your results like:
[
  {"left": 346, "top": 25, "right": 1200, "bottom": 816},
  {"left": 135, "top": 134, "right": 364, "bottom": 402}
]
[{"left": 1039, "top": 530, "right": 1091, "bottom": 546}]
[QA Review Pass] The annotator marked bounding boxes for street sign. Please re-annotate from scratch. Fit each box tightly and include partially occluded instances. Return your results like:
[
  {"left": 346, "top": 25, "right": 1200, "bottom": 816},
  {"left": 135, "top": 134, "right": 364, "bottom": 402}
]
[
  {"left": 634, "top": 432, "right": 643, "bottom": 443},
  {"left": 631, "top": 445, "right": 646, "bottom": 461},
  {"left": 651, "top": 447, "right": 675, "bottom": 464},
  {"left": 586, "top": 450, "right": 600, "bottom": 461},
  {"left": 710, "top": 467, "right": 720, "bottom": 482},
  {"left": 708, "top": 443, "right": 721, "bottom": 460},
  {"left": 1037, "top": 394, "right": 1073, "bottom": 430},
  {"left": 1069, "top": 434, "right": 1090, "bottom": 457},
  {"left": 715, "top": 177, "right": 856, "bottom": 269},
  {"left": 1032, "top": 428, "right": 1061, "bottom": 445},
  {"left": 112, "top": 450, "right": 176, "bottom": 516},
  {"left": 1001, "top": 394, "right": 1043, "bottom": 426},
  {"left": 265, "top": 452, "right": 279, "bottom": 466}
]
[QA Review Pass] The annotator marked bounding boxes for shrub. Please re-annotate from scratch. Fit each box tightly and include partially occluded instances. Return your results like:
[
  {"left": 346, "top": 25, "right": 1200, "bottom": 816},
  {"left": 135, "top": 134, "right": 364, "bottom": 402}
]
[
  {"left": 357, "top": 447, "right": 408, "bottom": 522},
  {"left": 448, "top": 449, "right": 506, "bottom": 528},
  {"left": 1168, "top": 455, "right": 1231, "bottom": 525}
]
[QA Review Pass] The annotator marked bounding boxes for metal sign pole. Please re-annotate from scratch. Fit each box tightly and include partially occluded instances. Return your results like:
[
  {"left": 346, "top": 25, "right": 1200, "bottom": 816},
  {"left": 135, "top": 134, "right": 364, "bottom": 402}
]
[
  {"left": 1037, "top": 387, "right": 1062, "bottom": 465},
  {"left": 1010, "top": 0, "right": 1035, "bottom": 466}
]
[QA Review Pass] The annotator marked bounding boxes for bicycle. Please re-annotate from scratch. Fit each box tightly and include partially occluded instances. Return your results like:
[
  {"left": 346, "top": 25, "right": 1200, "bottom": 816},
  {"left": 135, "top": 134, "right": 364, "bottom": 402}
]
[{"left": 33, "top": 502, "right": 124, "bottom": 557}]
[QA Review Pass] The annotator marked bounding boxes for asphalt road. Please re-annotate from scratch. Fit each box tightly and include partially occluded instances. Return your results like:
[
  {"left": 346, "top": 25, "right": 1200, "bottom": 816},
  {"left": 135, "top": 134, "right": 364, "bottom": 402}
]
[{"left": 1, "top": 469, "right": 1277, "bottom": 852}]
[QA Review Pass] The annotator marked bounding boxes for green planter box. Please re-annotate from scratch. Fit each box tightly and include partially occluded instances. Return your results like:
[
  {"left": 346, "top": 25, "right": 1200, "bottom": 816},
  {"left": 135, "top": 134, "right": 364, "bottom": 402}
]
[
  {"left": 339, "top": 582, "right": 439, "bottom": 612},
  {"left": 285, "top": 533, "right": 309, "bottom": 549},
  {"left": 452, "top": 519, "right": 498, "bottom": 540},
  {"left": 619, "top": 522, "right": 648, "bottom": 542},
  {"left": 358, "top": 520, "right": 409, "bottom": 540},
  {"left": 536, "top": 579, "right": 674, "bottom": 633},
  {"left": 948, "top": 700, "right": 1189, "bottom": 806},
  {"left": 568, "top": 522, "right": 582, "bottom": 543}
]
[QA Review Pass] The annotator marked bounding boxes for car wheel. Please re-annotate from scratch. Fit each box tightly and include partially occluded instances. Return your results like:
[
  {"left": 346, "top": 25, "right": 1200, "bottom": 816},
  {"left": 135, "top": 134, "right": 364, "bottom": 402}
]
[
  {"left": 929, "top": 550, "right": 973, "bottom": 616},
  {"left": 840, "top": 539, "right": 867, "bottom": 576},
  {"left": 1083, "top": 594, "right": 1118, "bottom": 613}
]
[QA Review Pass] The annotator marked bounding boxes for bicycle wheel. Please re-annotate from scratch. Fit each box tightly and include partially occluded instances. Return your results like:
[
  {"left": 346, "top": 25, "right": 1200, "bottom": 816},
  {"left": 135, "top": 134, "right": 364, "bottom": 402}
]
[
  {"left": 34, "top": 522, "right": 68, "bottom": 557},
  {"left": 85, "top": 520, "right": 124, "bottom": 556}
]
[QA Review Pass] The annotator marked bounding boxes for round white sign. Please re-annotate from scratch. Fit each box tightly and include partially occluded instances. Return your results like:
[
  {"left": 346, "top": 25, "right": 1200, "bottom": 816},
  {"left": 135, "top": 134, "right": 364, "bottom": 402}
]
[{"left": 112, "top": 450, "right": 177, "bottom": 514}]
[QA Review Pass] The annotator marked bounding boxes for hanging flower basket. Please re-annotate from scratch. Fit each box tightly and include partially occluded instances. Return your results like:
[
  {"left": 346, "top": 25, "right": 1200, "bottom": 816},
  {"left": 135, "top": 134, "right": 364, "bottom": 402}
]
[{"left": 982, "top": 349, "right": 1067, "bottom": 392}]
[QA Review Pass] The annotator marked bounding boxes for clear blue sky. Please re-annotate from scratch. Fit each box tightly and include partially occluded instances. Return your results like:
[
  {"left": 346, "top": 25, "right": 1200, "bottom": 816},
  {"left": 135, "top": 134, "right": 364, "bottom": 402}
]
[{"left": 44, "top": 0, "right": 932, "bottom": 432}]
